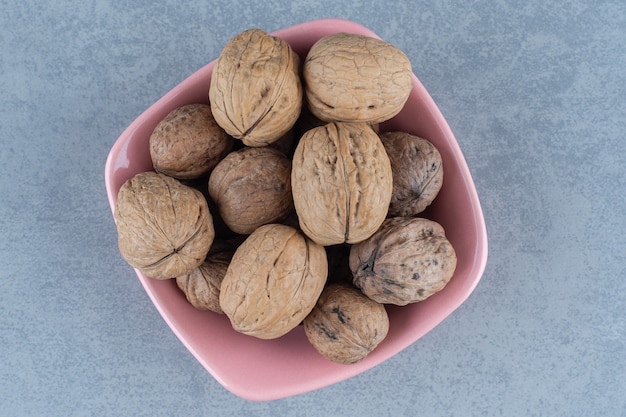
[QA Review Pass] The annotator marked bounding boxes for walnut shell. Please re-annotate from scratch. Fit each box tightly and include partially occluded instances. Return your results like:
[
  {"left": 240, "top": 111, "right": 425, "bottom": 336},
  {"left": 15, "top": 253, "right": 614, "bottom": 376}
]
[
  {"left": 114, "top": 172, "right": 215, "bottom": 280},
  {"left": 349, "top": 217, "right": 457, "bottom": 306},
  {"left": 291, "top": 122, "right": 393, "bottom": 246},
  {"left": 381, "top": 132, "right": 443, "bottom": 217},
  {"left": 303, "top": 32, "right": 413, "bottom": 124},
  {"left": 208, "top": 146, "right": 293, "bottom": 235},
  {"left": 149, "top": 104, "right": 234, "bottom": 180},
  {"left": 209, "top": 29, "right": 302, "bottom": 147},
  {"left": 303, "top": 283, "right": 389, "bottom": 364},
  {"left": 219, "top": 224, "right": 328, "bottom": 339},
  {"left": 175, "top": 241, "right": 235, "bottom": 313}
]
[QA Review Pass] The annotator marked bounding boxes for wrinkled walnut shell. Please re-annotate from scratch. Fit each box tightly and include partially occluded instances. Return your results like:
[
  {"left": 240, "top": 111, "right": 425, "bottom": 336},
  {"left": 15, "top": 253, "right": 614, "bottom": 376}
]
[
  {"left": 381, "top": 132, "right": 443, "bottom": 217},
  {"left": 219, "top": 224, "right": 328, "bottom": 339},
  {"left": 304, "top": 283, "right": 389, "bottom": 364},
  {"left": 208, "top": 146, "right": 293, "bottom": 235},
  {"left": 149, "top": 104, "right": 233, "bottom": 180},
  {"left": 175, "top": 241, "right": 235, "bottom": 313},
  {"left": 291, "top": 122, "right": 393, "bottom": 246},
  {"left": 303, "top": 32, "right": 413, "bottom": 124},
  {"left": 350, "top": 217, "right": 456, "bottom": 305},
  {"left": 114, "top": 172, "right": 215, "bottom": 280},
  {"left": 209, "top": 29, "right": 302, "bottom": 147}
]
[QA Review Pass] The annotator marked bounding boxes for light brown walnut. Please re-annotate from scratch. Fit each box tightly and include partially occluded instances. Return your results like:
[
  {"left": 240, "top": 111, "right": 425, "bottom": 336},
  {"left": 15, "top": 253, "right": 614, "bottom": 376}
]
[
  {"left": 149, "top": 104, "right": 234, "bottom": 180},
  {"left": 114, "top": 172, "right": 215, "bottom": 280},
  {"left": 209, "top": 29, "right": 302, "bottom": 147},
  {"left": 381, "top": 131, "right": 443, "bottom": 217},
  {"left": 303, "top": 32, "right": 413, "bottom": 124},
  {"left": 303, "top": 283, "right": 389, "bottom": 364},
  {"left": 219, "top": 224, "right": 328, "bottom": 340},
  {"left": 349, "top": 217, "right": 457, "bottom": 306},
  {"left": 208, "top": 146, "right": 293, "bottom": 235},
  {"left": 291, "top": 122, "right": 393, "bottom": 246}
]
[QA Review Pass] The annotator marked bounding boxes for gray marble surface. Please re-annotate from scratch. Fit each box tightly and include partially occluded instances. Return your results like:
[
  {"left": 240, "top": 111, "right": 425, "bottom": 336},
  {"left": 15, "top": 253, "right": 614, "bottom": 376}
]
[{"left": 2, "top": 1, "right": 625, "bottom": 416}]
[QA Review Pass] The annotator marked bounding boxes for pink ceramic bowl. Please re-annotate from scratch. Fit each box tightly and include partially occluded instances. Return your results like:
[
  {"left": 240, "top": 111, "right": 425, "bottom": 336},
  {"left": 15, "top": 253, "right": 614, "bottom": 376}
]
[{"left": 105, "top": 18, "right": 488, "bottom": 401}]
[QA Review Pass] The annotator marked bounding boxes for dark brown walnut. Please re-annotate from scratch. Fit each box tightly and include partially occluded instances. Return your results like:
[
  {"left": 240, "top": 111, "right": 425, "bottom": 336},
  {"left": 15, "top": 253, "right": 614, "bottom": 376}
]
[
  {"left": 175, "top": 241, "right": 235, "bottom": 314},
  {"left": 349, "top": 217, "right": 456, "bottom": 306},
  {"left": 114, "top": 172, "right": 215, "bottom": 280},
  {"left": 291, "top": 122, "right": 393, "bottom": 246},
  {"left": 303, "top": 32, "right": 413, "bottom": 124},
  {"left": 219, "top": 224, "right": 328, "bottom": 339},
  {"left": 208, "top": 146, "right": 293, "bottom": 235},
  {"left": 149, "top": 104, "right": 234, "bottom": 180},
  {"left": 303, "top": 283, "right": 389, "bottom": 364},
  {"left": 209, "top": 29, "right": 302, "bottom": 147},
  {"left": 381, "top": 132, "right": 444, "bottom": 217}
]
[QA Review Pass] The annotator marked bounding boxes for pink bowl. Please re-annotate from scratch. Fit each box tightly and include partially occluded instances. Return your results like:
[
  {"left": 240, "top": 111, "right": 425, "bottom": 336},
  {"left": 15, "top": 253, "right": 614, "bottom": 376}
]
[{"left": 105, "top": 18, "right": 488, "bottom": 401}]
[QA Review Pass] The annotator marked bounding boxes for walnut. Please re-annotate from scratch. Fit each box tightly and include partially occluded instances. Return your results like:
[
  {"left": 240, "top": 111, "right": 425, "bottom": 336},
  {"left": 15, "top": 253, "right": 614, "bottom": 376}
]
[
  {"left": 381, "top": 132, "right": 443, "bottom": 217},
  {"left": 303, "top": 283, "right": 389, "bottom": 364},
  {"left": 114, "top": 172, "right": 215, "bottom": 280},
  {"left": 291, "top": 122, "right": 393, "bottom": 246},
  {"left": 149, "top": 104, "right": 233, "bottom": 180},
  {"left": 209, "top": 29, "right": 302, "bottom": 147},
  {"left": 349, "top": 217, "right": 457, "bottom": 306},
  {"left": 208, "top": 146, "right": 293, "bottom": 235},
  {"left": 175, "top": 240, "right": 235, "bottom": 314},
  {"left": 303, "top": 32, "right": 413, "bottom": 124},
  {"left": 219, "top": 224, "right": 328, "bottom": 339}
]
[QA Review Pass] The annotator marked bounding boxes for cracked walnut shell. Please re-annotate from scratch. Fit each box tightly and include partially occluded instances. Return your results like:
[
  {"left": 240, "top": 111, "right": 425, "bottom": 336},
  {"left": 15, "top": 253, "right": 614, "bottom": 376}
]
[
  {"left": 114, "top": 172, "right": 215, "bottom": 280},
  {"left": 219, "top": 224, "right": 328, "bottom": 340},
  {"left": 209, "top": 29, "right": 302, "bottom": 147},
  {"left": 291, "top": 122, "right": 393, "bottom": 246},
  {"left": 303, "top": 32, "right": 413, "bottom": 124},
  {"left": 304, "top": 283, "right": 389, "bottom": 364},
  {"left": 349, "top": 217, "right": 457, "bottom": 306}
]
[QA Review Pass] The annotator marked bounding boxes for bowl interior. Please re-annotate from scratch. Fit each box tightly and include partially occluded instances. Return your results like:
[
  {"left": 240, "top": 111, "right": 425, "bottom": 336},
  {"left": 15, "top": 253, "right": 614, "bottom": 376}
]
[{"left": 104, "top": 18, "right": 488, "bottom": 401}]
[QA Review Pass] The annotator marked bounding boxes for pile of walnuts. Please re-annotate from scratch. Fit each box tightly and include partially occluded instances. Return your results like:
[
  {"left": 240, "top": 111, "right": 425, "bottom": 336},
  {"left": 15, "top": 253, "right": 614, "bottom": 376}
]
[{"left": 114, "top": 29, "right": 457, "bottom": 365}]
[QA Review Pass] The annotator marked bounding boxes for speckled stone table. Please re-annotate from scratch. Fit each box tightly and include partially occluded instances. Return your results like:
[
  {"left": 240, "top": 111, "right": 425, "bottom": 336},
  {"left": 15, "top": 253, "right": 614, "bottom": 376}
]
[{"left": 1, "top": 1, "right": 624, "bottom": 416}]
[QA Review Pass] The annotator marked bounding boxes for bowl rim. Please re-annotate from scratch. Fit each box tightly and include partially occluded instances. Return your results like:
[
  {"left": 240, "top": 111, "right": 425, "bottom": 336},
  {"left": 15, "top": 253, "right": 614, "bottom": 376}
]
[{"left": 105, "top": 17, "right": 488, "bottom": 401}]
